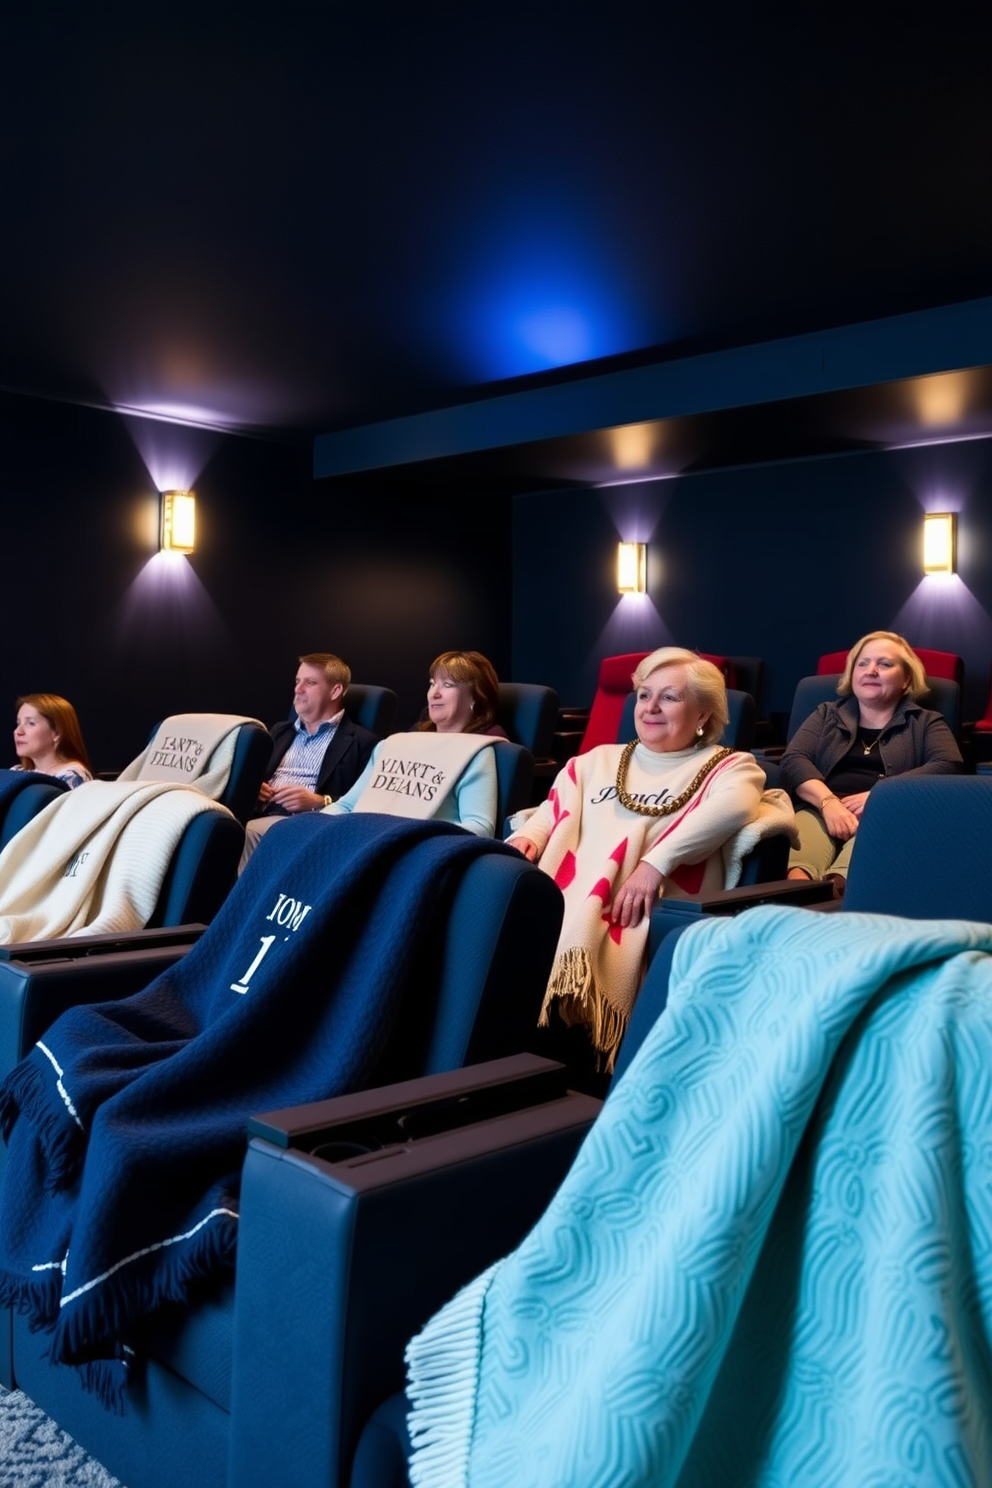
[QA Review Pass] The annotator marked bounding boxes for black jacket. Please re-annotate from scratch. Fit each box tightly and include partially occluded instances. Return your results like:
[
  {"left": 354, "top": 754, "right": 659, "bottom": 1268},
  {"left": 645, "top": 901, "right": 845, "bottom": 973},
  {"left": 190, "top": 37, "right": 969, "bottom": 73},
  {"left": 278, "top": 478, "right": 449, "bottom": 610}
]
[
  {"left": 266, "top": 715, "right": 378, "bottom": 803},
  {"left": 779, "top": 694, "right": 962, "bottom": 798}
]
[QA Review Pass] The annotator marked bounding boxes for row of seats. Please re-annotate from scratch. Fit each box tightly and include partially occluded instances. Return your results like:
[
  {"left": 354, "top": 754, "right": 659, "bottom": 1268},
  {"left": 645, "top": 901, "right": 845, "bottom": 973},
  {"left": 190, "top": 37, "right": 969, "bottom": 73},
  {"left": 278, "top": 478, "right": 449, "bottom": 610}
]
[
  {"left": 572, "top": 646, "right": 987, "bottom": 754},
  {"left": 0, "top": 684, "right": 561, "bottom": 939},
  {"left": 1, "top": 656, "right": 975, "bottom": 960},
  {"left": 343, "top": 771, "right": 992, "bottom": 1487},
  {"left": 3, "top": 774, "right": 985, "bottom": 1488},
  {"left": 1, "top": 654, "right": 989, "bottom": 1486}
]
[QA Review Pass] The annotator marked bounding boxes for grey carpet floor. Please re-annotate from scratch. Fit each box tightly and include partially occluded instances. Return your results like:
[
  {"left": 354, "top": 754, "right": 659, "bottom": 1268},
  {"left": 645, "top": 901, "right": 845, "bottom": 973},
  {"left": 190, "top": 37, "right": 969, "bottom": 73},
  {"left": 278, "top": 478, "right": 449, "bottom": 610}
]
[{"left": 0, "top": 1385, "right": 124, "bottom": 1488}]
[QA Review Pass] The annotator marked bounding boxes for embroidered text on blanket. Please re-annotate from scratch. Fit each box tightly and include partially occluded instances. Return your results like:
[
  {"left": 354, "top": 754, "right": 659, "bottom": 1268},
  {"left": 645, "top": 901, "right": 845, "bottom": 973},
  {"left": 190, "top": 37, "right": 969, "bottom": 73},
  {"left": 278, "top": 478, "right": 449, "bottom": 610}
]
[
  {"left": 369, "top": 754, "right": 447, "bottom": 802},
  {"left": 148, "top": 734, "right": 204, "bottom": 772},
  {"left": 230, "top": 890, "right": 314, "bottom": 993}
]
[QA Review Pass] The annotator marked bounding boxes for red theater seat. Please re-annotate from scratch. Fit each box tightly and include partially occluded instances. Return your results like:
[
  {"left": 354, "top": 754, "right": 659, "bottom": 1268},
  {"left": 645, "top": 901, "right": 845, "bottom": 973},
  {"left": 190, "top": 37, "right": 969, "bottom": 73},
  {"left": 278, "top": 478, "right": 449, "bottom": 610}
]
[
  {"left": 578, "top": 652, "right": 736, "bottom": 754},
  {"left": 817, "top": 646, "right": 964, "bottom": 687}
]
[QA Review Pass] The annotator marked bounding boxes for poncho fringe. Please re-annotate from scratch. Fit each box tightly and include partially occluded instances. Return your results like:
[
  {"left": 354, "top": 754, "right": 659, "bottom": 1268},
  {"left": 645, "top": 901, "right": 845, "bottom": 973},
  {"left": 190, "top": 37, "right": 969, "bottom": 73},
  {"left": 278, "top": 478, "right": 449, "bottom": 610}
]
[{"left": 540, "top": 945, "right": 630, "bottom": 1071}]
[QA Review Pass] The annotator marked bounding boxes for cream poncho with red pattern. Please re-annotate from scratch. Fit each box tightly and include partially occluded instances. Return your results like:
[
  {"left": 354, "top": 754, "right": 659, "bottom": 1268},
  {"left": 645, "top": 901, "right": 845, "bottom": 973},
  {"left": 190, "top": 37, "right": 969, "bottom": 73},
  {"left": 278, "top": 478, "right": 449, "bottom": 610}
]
[{"left": 511, "top": 743, "right": 781, "bottom": 1065}]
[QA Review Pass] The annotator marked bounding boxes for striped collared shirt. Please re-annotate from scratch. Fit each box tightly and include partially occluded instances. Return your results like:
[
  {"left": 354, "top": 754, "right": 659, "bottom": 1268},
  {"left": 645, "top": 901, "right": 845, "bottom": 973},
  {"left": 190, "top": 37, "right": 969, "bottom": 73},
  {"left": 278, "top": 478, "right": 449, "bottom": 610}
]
[{"left": 266, "top": 711, "right": 344, "bottom": 803}]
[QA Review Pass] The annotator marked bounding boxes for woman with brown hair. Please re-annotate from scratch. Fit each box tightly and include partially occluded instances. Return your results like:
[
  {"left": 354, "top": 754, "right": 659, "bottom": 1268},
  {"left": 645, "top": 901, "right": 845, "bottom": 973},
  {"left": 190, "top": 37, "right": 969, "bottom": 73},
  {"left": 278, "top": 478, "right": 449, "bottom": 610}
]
[
  {"left": 417, "top": 650, "right": 506, "bottom": 738},
  {"left": 12, "top": 694, "right": 93, "bottom": 788},
  {"left": 322, "top": 651, "right": 506, "bottom": 836}
]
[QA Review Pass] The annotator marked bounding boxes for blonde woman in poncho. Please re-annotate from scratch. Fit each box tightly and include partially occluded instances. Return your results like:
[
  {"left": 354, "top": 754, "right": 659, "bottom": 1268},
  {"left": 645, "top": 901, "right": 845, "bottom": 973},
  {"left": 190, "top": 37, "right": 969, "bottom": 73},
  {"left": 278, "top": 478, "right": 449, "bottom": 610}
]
[{"left": 507, "top": 648, "right": 777, "bottom": 1067}]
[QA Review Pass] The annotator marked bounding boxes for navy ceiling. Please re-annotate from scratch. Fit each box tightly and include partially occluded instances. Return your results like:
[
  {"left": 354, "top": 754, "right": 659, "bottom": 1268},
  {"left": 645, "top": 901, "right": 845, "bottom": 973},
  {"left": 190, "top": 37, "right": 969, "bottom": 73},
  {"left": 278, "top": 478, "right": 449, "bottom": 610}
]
[{"left": 3, "top": 3, "right": 991, "bottom": 473}]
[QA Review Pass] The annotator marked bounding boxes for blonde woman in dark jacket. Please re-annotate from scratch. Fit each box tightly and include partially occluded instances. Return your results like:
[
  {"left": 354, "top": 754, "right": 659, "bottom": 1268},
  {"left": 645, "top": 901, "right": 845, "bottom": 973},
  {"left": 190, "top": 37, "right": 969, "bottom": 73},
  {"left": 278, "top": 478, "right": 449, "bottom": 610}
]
[{"left": 781, "top": 631, "right": 962, "bottom": 892}]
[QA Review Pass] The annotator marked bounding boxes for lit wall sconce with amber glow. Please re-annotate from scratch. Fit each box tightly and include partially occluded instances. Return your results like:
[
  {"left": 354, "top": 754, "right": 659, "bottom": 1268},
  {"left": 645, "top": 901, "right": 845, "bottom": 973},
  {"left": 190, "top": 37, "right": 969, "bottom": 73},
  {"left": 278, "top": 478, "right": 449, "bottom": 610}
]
[
  {"left": 923, "top": 512, "right": 956, "bottom": 574},
  {"left": 617, "top": 541, "right": 646, "bottom": 594},
  {"left": 160, "top": 489, "right": 197, "bottom": 553}
]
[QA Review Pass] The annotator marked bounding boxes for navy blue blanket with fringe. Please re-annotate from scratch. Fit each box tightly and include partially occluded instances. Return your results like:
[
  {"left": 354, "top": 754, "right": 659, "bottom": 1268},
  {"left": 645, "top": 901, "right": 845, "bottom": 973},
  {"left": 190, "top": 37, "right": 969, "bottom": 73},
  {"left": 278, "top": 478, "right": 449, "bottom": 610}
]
[{"left": 0, "top": 813, "right": 508, "bottom": 1405}]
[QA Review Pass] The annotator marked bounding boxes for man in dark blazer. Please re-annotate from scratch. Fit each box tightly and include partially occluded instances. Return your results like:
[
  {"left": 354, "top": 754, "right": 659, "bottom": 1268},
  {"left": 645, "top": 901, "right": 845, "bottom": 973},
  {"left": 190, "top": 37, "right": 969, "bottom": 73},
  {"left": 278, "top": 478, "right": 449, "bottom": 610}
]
[{"left": 239, "top": 652, "right": 377, "bottom": 869}]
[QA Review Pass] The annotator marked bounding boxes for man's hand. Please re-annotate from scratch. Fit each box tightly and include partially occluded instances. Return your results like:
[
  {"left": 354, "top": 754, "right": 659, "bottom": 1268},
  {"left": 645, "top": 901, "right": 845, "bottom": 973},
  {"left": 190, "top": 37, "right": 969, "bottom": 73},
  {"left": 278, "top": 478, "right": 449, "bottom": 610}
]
[
  {"left": 268, "top": 784, "right": 326, "bottom": 814},
  {"left": 609, "top": 861, "right": 663, "bottom": 928},
  {"left": 256, "top": 781, "right": 276, "bottom": 807}
]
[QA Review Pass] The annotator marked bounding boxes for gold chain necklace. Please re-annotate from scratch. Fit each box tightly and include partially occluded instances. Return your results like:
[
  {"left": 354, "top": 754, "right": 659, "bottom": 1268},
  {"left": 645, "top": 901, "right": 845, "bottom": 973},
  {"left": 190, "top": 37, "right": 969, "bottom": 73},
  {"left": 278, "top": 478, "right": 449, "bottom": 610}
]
[
  {"left": 858, "top": 731, "right": 881, "bottom": 756},
  {"left": 614, "top": 742, "right": 733, "bottom": 819}
]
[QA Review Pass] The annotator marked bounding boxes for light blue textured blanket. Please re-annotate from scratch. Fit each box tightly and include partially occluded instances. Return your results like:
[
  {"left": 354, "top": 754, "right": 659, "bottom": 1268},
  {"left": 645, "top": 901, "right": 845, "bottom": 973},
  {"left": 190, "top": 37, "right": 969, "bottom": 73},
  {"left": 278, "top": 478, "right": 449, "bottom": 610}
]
[{"left": 407, "top": 906, "right": 992, "bottom": 1488}]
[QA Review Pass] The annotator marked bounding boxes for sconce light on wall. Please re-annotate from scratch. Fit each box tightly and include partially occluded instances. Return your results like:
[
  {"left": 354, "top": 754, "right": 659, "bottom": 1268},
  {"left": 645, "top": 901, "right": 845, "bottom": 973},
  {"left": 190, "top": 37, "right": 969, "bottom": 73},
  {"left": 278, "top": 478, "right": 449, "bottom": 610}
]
[
  {"left": 617, "top": 541, "right": 646, "bottom": 594},
  {"left": 923, "top": 512, "right": 956, "bottom": 574},
  {"left": 160, "top": 489, "right": 197, "bottom": 553}
]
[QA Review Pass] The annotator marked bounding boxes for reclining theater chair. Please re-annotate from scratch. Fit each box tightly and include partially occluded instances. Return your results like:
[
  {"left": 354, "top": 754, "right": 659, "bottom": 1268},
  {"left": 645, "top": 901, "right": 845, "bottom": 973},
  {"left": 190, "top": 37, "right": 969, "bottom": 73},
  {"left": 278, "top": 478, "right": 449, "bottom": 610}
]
[
  {"left": 266, "top": 775, "right": 992, "bottom": 1488},
  {"left": 0, "top": 768, "right": 68, "bottom": 850},
  {"left": 0, "top": 822, "right": 564, "bottom": 1488}
]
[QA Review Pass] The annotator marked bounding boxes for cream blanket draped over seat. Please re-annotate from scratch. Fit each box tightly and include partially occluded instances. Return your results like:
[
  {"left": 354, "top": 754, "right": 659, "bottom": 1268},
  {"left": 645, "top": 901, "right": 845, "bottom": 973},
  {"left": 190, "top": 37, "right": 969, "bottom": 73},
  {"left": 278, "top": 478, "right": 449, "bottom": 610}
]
[
  {"left": 0, "top": 713, "right": 258, "bottom": 943},
  {"left": 349, "top": 732, "right": 496, "bottom": 820},
  {"left": 117, "top": 712, "right": 263, "bottom": 791},
  {"left": 0, "top": 782, "right": 233, "bottom": 943}
]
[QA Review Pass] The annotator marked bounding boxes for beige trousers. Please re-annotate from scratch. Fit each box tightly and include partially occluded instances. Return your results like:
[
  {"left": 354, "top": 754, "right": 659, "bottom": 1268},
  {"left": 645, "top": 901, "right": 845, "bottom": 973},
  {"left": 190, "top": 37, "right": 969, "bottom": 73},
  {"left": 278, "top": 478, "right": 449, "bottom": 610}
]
[
  {"left": 788, "top": 806, "right": 857, "bottom": 880},
  {"left": 238, "top": 814, "right": 291, "bottom": 874}
]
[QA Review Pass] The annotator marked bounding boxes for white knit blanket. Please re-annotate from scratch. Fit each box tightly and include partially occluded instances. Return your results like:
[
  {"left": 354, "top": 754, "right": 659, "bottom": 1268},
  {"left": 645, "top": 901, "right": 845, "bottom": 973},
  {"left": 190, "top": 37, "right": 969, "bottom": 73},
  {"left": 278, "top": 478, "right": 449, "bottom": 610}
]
[
  {"left": 351, "top": 733, "right": 495, "bottom": 820},
  {"left": 0, "top": 782, "right": 231, "bottom": 943},
  {"left": 118, "top": 713, "right": 263, "bottom": 794}
]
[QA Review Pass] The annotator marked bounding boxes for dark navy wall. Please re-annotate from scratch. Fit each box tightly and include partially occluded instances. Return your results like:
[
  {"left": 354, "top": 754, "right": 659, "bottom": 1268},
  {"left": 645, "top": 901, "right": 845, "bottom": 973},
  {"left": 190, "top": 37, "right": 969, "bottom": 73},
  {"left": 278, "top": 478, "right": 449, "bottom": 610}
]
[
  {"left": 1, "top": 393, "right": 512, "bottom": 771},
  {"left": 512, "top": 438, "right": 992, "bottom": 721}
]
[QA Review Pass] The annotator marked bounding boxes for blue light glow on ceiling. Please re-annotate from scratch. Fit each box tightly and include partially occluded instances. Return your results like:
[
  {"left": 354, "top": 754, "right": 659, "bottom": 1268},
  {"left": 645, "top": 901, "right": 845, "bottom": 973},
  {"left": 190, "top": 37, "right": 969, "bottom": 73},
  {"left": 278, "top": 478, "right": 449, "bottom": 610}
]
[{"left": 440, "top": 217, "right": 645, "bottom": 383}]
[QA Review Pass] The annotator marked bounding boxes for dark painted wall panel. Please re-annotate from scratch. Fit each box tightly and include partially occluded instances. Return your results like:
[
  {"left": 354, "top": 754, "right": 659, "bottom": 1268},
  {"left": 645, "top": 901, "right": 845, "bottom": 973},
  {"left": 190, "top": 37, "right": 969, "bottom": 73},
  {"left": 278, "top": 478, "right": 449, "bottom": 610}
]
[
  {"left": 1, "top": 393, "right": 512, "bottom": 772},
  {"left": 512, "top": 439, "right": 992, "bottom": 721}
]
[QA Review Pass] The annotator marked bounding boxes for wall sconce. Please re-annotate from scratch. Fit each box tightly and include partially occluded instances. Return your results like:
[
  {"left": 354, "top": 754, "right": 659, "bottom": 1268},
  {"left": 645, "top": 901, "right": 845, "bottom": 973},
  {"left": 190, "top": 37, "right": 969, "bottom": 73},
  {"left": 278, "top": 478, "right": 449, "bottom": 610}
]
[
  {"left": 160, "top": 489, "right": 197, "bottom": 553},
  {"left": 617, "top": 541, "right": 646, "bottom": 594},
  {"left": 923, "top": 512, "right": 956, "bottom": 574}
]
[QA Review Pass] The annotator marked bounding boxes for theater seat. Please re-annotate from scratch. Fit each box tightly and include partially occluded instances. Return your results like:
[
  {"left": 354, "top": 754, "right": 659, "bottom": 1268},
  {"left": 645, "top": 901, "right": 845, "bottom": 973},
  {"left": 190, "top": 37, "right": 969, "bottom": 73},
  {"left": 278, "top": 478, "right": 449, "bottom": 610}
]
[
  {"left": 140, "top": 714, "right": 272, "bottom": 824},
  {"left": 975, "top": 668, "right": 992, "bottom": 732},
  {"left": 617, "top": 685, "right": 757, "bottom": 752},
  {"left": 144, "top": 810, "right": 246, "bottom": 926},
  {"left": 842, "top": 774, "right": 992, "bottom": 920},
  {"left": 289, "top": 685, "right": 397, "bottom": 739},
  {"left": 311, "top": 788, "right": 992, "bottom": 1488},
  {"left": 1, "top": 833, "right": 565, "bottom": 1488},
  {"left": 496, "top": 683, "right": 559, "bottom": 758},
  {"left": 755, "top": 672, "right": 962, "bottom": 788},
  {"left": 578, "top": 651, "right": 649, "bottom": 751},
  {"left": 971, "top": 666, "right": 992, "bottom": 763},
  {"left": 0, "top": 769, "right": 68, "bottom": 850},
  {"left": 343, "top": 684, "right": 398, "bottom": 737},
  {"left": 576, "top": 651, "right": 736, "bottom": 755},
  {"left": 492, "top": 740, "right": 535, "bottom": 824},
  {"left": 1, "top": 717, "right": 263, "bottom": 943},
  {"left": 647, "top": 773, "right": 992, "bottom": 947},
  {"left": 817, "top": 645, "right": 964, "bottom": 688}
]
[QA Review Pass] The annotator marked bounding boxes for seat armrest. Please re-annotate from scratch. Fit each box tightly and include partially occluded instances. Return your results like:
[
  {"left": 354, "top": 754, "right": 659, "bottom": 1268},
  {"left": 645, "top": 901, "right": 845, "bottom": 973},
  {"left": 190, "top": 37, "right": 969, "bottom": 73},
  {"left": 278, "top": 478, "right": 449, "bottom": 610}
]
[
  {"left": 648, "top": 879, "right": 834, "bottom": 956},
  {"left": 0, "top": 926, "right": 205, "bottom": 1073},
  {"left": 0, "top": 925, "right": 203, "bottom": 1387},
  {"left": 229, "top": 1058, "right": 601, "bottom": 1488}
]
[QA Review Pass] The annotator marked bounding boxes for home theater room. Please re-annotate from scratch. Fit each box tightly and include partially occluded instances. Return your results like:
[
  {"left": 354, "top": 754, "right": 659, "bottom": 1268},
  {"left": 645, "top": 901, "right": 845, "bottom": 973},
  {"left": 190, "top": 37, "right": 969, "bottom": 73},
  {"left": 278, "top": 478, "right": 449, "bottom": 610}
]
[{"left": 1, "top": 6, "right": 991, "bottom": 1488}]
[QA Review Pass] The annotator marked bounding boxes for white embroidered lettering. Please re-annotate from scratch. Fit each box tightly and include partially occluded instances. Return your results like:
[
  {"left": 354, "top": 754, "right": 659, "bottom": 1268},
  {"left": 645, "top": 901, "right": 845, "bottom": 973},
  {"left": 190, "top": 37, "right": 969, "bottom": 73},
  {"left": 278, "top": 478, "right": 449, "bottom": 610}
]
[
  {"left": 230, "top": 935, "right": 276, "bottom": 994},
  {"left": 266, "top": 892, "right": 312, "bottom": 932}
]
